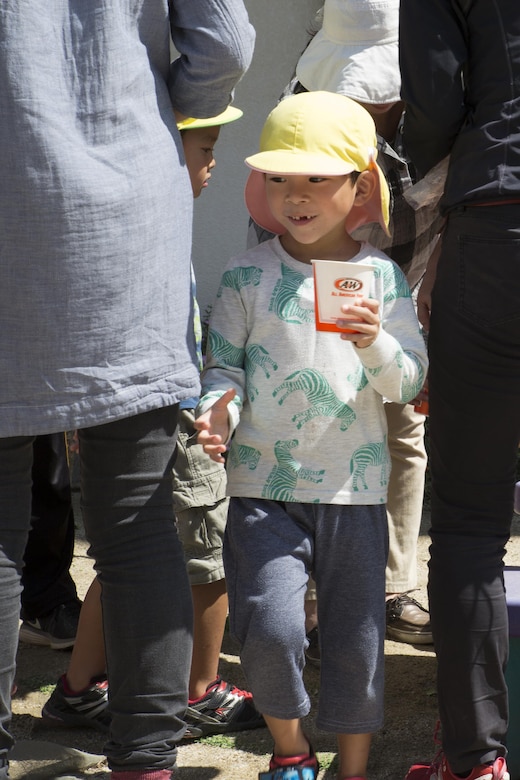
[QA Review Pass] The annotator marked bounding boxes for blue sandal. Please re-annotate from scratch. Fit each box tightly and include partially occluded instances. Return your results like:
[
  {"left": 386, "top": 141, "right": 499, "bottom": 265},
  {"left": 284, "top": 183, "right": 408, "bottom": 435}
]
[{"left": 259, "top": 768, "right": 317, "bottom": 780}]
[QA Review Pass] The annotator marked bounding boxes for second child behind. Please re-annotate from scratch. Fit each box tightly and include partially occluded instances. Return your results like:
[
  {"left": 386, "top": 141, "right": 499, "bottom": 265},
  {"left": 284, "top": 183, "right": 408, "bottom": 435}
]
[
  {"left": 194, "top": 91, "right": 428, "bottom": 780},
  {"left": 41, "top": 105, "right": 263, "bottom": 739}
]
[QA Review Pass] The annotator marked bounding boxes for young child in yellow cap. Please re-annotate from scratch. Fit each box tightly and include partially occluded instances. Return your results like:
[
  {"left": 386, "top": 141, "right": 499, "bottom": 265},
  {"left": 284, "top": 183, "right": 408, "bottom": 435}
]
[{"left": 194, "top": 91, "right": 428, "bottom": 780}]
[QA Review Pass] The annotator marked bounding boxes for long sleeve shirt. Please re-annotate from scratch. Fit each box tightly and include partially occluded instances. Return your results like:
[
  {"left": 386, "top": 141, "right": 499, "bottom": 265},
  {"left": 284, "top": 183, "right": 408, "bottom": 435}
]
[
  {"left": 0, "top": 0, "right": 254, "bottom": 436},
  {"left": 199, "top": 238, "right": 427, "bottom": 506}
]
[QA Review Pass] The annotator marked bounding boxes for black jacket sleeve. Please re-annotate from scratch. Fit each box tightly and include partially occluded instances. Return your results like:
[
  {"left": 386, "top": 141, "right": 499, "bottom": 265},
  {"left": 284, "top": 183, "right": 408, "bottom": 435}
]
[{"left": 399, "top": 0, "right": 469, "bottom": 176}]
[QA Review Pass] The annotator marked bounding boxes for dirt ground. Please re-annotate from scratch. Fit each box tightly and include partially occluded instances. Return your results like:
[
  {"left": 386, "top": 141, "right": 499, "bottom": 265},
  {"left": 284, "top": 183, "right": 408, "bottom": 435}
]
[{"left": 10, "top": 500, "right": 520, "bottom": 780}]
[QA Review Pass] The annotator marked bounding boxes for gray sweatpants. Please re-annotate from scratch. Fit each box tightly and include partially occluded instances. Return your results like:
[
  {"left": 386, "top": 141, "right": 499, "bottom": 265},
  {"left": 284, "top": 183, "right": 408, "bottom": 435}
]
[{"left": 224, "top": 497, "right": 388, "bottom": 734}]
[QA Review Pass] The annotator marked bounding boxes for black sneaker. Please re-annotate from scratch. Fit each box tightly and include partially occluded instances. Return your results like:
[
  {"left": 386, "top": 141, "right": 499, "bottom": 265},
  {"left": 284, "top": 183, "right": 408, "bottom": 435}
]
[
  {"left": 19, "top": 600, "right": 82, "bottom": 650},
  {"left": 185, "top": 676, "right": 265, "bottom": 736},
  {"left": 42, "top": 674, "right": 110, "bottom": 733},
  {"left": 386, "top": 594, "right": 433, "bottom": 645}
]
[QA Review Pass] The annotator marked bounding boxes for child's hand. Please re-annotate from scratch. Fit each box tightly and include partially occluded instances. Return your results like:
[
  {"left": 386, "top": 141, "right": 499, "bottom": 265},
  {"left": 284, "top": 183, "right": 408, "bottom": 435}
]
[
  {"left": 337, "top": 297, "right": 380, "bottom": 348},
  {"left": 193, "top": 388, "right": 236, "bottom": 463}
]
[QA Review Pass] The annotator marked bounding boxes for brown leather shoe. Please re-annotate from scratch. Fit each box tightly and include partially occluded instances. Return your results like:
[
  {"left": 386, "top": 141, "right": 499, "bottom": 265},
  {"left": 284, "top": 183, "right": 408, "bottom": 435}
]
[{"left": 386, "top": 594, "right": 433, "bottom": 644}]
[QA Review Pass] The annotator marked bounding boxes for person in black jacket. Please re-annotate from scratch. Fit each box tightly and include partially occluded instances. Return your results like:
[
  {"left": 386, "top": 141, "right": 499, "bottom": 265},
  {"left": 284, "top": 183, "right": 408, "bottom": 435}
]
[{"left": 399, "top": 3, "right": 520, "bottom": 780}]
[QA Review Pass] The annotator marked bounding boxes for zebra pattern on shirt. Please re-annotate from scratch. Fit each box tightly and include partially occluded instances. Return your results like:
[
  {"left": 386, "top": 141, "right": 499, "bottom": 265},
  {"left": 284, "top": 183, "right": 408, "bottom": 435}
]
[
  {"left": 216, "top": 265, "right": 263, "bottom": 298},
  {"left": 273, "top": 368, "right": 356, "bottom": 432},
  {"left": 262, "top": 438, "right": 324, "bottom": 501},
  {"left": 350, "top": 435, "right": 388, "bottom": 491}
]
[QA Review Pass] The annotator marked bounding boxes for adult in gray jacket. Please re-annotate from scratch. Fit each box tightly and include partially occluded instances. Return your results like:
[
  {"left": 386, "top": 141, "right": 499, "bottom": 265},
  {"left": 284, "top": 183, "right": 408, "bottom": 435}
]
[
  {"left": 399, "top": 2, "right": 520, "bottom": 780},
  {"left": 0, "top": 2, "right": 254, "bottom": 779}
]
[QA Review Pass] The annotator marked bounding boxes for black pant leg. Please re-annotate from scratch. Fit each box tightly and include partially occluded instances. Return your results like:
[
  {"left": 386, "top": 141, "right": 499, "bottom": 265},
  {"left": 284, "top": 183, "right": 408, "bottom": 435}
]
[
  {"left": 427, "top": 206, "right": 520, "bottom": 771},
  {"left": 21, "top": 432, "right": 78, "bottom": 618}
]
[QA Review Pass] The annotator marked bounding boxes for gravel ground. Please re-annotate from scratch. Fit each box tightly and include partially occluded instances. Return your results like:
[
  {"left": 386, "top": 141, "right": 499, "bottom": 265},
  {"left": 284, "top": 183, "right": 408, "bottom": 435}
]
[{"left": 10, "top": 500, "right": 520, "bottom": 780}]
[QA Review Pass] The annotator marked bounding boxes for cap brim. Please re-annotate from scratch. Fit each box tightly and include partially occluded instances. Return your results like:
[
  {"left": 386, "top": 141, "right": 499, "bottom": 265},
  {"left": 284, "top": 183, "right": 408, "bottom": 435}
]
[
  {"left": 177, "top": 106, "right": 243, "bottom": 131},
  {"left": 245, "top": 150, "right": 355, "bottom": 176}
]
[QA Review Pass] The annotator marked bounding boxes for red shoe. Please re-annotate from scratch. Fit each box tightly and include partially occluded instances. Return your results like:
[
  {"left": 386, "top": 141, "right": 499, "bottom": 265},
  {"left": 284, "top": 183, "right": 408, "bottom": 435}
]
[
  {"left": 406, "top": 756, "right": 509, "bottom": 780},
  {"left": 405, "top": 720, "right": 509, "bottom": 780}
]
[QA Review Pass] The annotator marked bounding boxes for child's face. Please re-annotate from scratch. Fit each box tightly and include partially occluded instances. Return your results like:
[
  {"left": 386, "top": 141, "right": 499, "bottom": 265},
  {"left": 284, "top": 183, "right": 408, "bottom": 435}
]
[
  {"left": 182, "top": 126, "right": 221, "bottom": 198},
  {"left": 265, "top": 173, "right": 361, "bottom": 251}
]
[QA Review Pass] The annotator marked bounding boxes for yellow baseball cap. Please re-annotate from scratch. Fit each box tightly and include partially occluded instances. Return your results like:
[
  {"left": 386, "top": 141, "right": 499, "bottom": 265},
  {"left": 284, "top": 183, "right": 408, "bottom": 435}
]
[
  {"left": 244, "top": 91, "right": 390, "bottom": 236},
  {"left": 177, "top": 105, "right": 243, "bottom": 131}
]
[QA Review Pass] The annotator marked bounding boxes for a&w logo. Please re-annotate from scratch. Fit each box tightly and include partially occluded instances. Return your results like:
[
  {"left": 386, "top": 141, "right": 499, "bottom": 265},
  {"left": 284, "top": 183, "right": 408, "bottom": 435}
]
[{"left": 334, "top": 278, "right": 363, "bottom": 292}]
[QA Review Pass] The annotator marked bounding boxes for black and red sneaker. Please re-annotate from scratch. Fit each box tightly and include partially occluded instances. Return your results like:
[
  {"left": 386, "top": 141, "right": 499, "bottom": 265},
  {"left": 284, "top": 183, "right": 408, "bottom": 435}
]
[
  {"left": 41, "top": 673, "right": 110, "bottom": 733},
  {"left": 185, "top": 676, "right": 264, "bottom": 736}
]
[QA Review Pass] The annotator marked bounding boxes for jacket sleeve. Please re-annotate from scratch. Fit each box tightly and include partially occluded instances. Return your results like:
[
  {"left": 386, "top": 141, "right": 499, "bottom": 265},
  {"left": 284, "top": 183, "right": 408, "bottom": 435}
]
[
  {"left": 168, "top": 0, "right": 255, "bottom": 119},
  {"left": 399, "top": 0, "right": 468, "bottom": 175}
]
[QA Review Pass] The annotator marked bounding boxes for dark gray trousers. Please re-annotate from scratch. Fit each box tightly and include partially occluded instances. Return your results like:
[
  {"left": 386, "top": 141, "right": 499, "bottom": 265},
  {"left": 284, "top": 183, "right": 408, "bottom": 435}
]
[
  {"left": 0, "top": 406, "right": 193, "bottom": 777},
  {"left": 428, "top": 205, "right": 520, "bottom": 772},
  {"left": 224, "top": 497, "right": 388, "bottom": 733}
]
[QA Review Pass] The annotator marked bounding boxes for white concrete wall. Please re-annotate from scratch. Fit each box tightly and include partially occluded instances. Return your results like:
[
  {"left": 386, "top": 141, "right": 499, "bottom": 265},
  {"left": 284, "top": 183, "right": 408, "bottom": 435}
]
[{"left": 191, "top": 0, "right": 323, "bottom": 317}]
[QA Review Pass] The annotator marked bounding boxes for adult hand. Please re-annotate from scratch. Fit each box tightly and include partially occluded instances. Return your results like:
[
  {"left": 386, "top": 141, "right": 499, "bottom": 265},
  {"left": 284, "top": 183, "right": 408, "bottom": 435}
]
[{"left": 417, "top": 234, "right": 442, "bottom": 331}]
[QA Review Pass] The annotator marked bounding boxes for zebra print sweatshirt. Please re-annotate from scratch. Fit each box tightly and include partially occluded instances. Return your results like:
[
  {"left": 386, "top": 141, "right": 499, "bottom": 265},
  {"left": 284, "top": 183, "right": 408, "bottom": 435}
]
[{"left": 198, "top": 237, "right": 427, "bottom": 505}]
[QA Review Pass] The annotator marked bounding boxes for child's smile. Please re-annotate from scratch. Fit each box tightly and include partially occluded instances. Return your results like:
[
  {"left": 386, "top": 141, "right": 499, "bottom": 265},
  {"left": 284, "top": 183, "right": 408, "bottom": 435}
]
[
  {"left": 287, "top": 213, "right": 317, "bottom": 225},
  {"left": 265, "top": 172, "right": 366, "bottom": 259}
]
